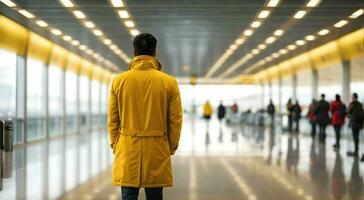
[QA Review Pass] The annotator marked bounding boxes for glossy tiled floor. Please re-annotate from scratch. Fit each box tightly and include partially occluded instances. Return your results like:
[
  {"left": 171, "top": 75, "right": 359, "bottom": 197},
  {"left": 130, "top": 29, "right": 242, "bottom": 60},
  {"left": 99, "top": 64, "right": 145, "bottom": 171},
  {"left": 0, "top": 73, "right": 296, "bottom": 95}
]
[{"left": 0, "top": 115, "right": 363, "bottom": 200}]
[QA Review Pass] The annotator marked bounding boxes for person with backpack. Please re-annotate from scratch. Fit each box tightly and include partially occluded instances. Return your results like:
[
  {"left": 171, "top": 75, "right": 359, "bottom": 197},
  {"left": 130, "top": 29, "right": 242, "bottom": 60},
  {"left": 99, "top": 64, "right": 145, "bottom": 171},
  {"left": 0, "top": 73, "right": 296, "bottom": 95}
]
[
  {"left": 293, "top": 100, "right": 302, "bottom": 132},
  {"left": 267, "top": 99, "right": 275, "bottom": 127},
  {"left": 315, "top": 94, "right": 330, "bottom": 144},
  {"left": 307, "top": 99, "right": 317, "bottom": 139},
  {"left": 286, "top": 98, "right": 294, "bottom": 132},
  {"left": 217, "top": 101, "right": 226, "bottom": 122},
  {"left": 330, "top": 94, "right": 346, "bottom": 149},
  {"left": 347, "top": 93, "right": 364, "bottom": 157}
]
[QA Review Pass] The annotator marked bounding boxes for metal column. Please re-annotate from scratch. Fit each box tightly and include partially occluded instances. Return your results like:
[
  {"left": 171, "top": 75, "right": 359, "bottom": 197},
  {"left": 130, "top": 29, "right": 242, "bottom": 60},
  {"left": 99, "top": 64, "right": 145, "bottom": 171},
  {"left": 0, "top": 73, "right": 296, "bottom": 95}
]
[
  {"left": 311, "top": 69, "right": 318, "bottom": 100},
  {"left": 341, "top": 60, "right": 351, "bottom": 104},
  {"left": 292, "top": 73, "right": 297, "bottom": 101}
]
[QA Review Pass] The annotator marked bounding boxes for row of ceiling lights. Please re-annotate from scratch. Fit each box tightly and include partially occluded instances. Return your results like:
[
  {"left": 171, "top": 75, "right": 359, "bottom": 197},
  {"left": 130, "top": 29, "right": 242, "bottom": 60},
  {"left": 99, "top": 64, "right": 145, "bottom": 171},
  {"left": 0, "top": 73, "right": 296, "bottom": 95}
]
[
  {"left": 205, "top": 0, "right": 283, "bottom": 78},
  {"left": 59, "top": 0, "right": 131, "bottom": 65},
  {"left": 219, "top": 0, "right": 323, "bottom": 78},
  {"left": 244, "top": 8, "right": 364, "bottom": 74},
  {"left": 109, "top": 0, "right": 141, "bottom": 37},
  {"left": 0, "top": 0, "right": 119, "bottom": 71}
]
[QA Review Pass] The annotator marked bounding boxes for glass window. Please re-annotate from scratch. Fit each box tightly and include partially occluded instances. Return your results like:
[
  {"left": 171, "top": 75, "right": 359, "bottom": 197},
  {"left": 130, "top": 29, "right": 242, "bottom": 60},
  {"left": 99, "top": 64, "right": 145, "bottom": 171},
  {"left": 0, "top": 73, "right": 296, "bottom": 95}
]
[
  {"left": 49, "top": 66, "right": 63, "bottom": 136},
  {"left": 79, "top": 76, "right": 89, "bottom": 130},
  {"left": 26, "top": 59, "right": 46, "bottom": 141},
  {"left": 65, "top": 71, "right": 77, "bottom": 134},
  {"left": 100, "top": 83, "right": 108, "bottom": 128},
  {"left": 281, "top": 76, "right": 293, "bottom": 114},
  {"left": 0, "top": 50, "right": 17, "bottom": 117},
  {"left": 296, "top": 70, "right": 312, "bottom": 108},
  {"left": 318, "top": 64, "right": 341, "bottom": 101},
  {"left": 91, "top": 80, "right": 100, "bottom": 129},
  {"left": 350, "top": 57, "right": 364, "bottom": 102}
]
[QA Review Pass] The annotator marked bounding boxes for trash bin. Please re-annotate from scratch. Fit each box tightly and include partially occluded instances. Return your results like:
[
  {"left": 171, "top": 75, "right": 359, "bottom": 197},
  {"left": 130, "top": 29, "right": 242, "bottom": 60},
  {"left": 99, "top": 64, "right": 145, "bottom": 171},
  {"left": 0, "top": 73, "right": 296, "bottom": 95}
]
[{"left": 3, "top": 120, "right": 13, "bottom": 152}]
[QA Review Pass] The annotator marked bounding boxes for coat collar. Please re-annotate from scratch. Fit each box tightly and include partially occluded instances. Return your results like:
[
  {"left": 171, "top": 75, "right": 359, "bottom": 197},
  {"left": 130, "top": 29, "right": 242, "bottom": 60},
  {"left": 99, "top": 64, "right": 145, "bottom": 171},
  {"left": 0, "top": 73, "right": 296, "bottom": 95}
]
[{"left": 128, "top": 55, "right": 162, "bottom": 71}]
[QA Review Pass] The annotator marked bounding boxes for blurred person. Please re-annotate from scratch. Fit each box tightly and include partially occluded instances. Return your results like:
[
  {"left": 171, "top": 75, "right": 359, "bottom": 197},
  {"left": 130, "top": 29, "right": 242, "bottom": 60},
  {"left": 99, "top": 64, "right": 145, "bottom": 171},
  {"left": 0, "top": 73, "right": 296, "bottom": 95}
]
[
  {"left": 347, "top": 93, "right": 364, "bottom": 157},
  {"left": 217, "top": 101, "right": 226, "bottom": 122},
  {"left": 203, "top": 100, "right": 213, "bottom": 130},
  {"left": 286, "top": 98, "right": 294, "bottom": 132},
  {"left": 108, "top": 33, "right": 182, "bottom": 200},
  {"left": 293, "top": 100, "right": 302, "bottom": 132},
  {"left": 267, "top": 99, "right": 276, "bottom": 127},
  {"left": 231, "top": 102, "right": 239, "bottom": 114},
  {"left": 307, "top": 99, "right": 317, "bottom": 139},
  {"left": 315, "top": 94, "right": 330, "bottom": 144},
  {"left": 330, "top": 94, "right": 346, "bottom": 149}
]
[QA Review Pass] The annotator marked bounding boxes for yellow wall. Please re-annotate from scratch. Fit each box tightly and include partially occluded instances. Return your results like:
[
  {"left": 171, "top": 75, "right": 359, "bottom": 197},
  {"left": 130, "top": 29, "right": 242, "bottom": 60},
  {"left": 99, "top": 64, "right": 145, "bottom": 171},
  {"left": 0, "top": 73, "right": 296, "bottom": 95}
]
[{"left": 0, "top": 15, "right": 113, "bottom": 84}]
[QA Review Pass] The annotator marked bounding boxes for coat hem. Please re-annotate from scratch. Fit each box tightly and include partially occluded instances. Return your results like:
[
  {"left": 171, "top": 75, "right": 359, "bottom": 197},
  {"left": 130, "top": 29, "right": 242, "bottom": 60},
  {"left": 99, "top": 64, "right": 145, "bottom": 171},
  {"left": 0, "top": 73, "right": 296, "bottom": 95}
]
[{"left": 112, "top": 181, "right": 173, "bottom": 188}]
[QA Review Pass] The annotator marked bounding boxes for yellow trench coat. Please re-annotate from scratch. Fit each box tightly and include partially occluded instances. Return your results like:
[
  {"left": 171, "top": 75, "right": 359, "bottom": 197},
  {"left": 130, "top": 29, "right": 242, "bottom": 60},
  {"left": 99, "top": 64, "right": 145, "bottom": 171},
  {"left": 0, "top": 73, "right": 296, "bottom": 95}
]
[{"left": 107, "top": 55, "right": 182, "bottom": 188}]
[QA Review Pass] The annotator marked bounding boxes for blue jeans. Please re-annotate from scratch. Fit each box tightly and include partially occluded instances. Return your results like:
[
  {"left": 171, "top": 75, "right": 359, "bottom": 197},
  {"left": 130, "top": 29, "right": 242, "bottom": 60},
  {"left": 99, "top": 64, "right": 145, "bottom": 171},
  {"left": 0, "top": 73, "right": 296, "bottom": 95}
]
[{"left": 121, "top": 187, "right": 163, "bottom": 200}]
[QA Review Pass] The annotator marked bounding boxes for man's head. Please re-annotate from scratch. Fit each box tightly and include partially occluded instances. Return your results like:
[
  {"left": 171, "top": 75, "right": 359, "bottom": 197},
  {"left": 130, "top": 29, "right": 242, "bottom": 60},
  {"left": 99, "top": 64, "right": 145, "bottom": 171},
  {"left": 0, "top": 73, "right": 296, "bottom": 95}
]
[
  {"left": 335, "top": 94, "right": 341, "bottom": 101},
  {"left": 133, "top": 33, "right": 157, "bottom": 56},
  {"left": 321, "top": 94, "right": 325, "bottom": 100},
  {"left": 352, "top": 93, "right": 358, "bottom": 101}
]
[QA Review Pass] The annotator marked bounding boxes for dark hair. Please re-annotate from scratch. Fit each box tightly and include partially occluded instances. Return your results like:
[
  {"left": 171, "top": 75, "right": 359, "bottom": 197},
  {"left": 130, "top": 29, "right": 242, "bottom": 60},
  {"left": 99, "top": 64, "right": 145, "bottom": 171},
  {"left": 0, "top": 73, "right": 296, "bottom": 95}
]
[
  {"left": 335, "top": 94, "right": 341, "bottom": 101},
  {"left": 353, "top": 93, "right": 358, "bottom": 99},
  {"left": 321, "top": 94, "right": 325, "bottom": 99},
  {"left": 133, "top": 33, "right": 157, "bottom": 56}
]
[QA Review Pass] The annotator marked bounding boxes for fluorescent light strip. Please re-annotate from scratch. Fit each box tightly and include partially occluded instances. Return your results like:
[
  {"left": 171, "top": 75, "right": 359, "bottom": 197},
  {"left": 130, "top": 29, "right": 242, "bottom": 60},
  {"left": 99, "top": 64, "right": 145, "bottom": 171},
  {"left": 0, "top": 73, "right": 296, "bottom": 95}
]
[
  {"left": 118, "top": 10, "right": 130, "bottom": 18},
  {"left": 293, "top": 10, "right": 306, "bottom": 19},
  {"left": 349, "top": 9, "right": 364, "bottom": 19},
  {"left": 36, "top": 20, "right": 48, "bottom": 27},
  {"left": 0, "top": 0, "right": 16, "bottom": 7},
  {"left": 318, "top": 29, "right": 330, "bottom": 35},
  {"left": 267, "top": 0, "right": 280, "bottom": 7},
  {"left": 62, "top": 35, "right": 72, "bottom": 41},
  {"left": 305, "top": 35, "right": 315, "bottom": 41},
  {"left": 251, "top": 21, "right": 261, "bottom": 28},
  {"left": 306, "top": 0, "right": 321, "bottom": 7},
  {"left": 274, "top": 29, "right": 284, "bottom": 36},
  {"left": 59, "top": 0, "right": 74, "bottom": 7},
  {"left": 51, "top": 29, "right": 62, "bottom": 36},
  {"left": 84, "top": 21, "right": 95, "bottom": 28},
  {"left": 18, "top": 9, "right": 35, "bottom": 19},
  {"left": 130, "top": 29, "right": 140, "bottom": 36},
  {"left": 73, "top": 10, "right": 86, "bottom": 19},
  {"left": 334, "top": 20, "right": 348, "bottom": 28},
  {"left": 124, "top": 20, "right": 135, "bottom": 27},
  {"left": 258, "top": 10, "right": 270, "bottom": 18},
  {"left": 93, "top": 29, "right": 103, "bottom": 36},
  {"left": 110, "top": 0, "right": 124, "bottom": 7}
]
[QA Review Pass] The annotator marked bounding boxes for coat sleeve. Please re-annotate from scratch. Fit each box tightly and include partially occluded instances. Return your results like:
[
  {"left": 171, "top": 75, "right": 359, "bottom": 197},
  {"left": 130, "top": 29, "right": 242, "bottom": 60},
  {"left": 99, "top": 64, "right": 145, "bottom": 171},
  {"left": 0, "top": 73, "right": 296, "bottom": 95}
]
[
  {"left": 167, "top": 79, "right": 183, "bottom": 155},
  {"left": 107, "top": 78, "right": 120, "bottom": 149}
]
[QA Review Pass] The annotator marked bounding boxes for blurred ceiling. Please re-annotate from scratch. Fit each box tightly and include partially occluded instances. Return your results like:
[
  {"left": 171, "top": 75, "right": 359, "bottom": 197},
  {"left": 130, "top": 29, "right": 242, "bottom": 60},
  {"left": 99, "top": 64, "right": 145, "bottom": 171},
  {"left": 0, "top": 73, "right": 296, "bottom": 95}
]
[{"left": 0, "top": 0, "right": 363, "bottom": 78}]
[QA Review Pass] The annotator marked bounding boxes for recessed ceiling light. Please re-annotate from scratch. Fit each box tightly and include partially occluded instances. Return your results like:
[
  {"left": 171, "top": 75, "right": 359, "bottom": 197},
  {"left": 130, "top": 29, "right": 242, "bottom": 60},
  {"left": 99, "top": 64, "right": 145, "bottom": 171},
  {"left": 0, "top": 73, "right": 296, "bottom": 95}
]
[
  {"left": 258, "top": 44, "right": 267, "bottom": 49},
  {"left": 244, "top": 29, "right": 254, "bottom": 36},
  {"left": 306, "top": 0, "right": 321, "bottom": 7},
  {"left": 86, "top": 49, "right": 93, "bottom": 54},
  {"left": 318, "top": 29, "right": 330, "bottom": 35},
  {"left": 272, "top": 53, "right": 280, "bottom": 58},
  {"left": 274, "top": 29, "right": 284, "bottom": 36},
  {"left": 73, "top": 10, "right": 86, "bottom": 19},
  {"left": 118, "top": 10, "right": 130, "bottom": 18},
  {"left": 71, "top": 40, "right": 80, "bottom": 46},
  {"left": 265, "top": 36, "right": 276, "bottom": 44},
  {"left": 36, "top": 20, "right": 48, "bottom": 27},
  {"left": 51, "top": 29, "right": 62, "bottom": 36},
  {"left": 60, "top": 0, "right": 74, "bottom": 7},
  {"left": 79, "top": 45, "right": 87, "bottom": 50},
  {"left": 110, "top": 0, "right": 124, "bottom": 7},
  {"left": 287, "top": 44, "right": 296, "bottom": 50},
  {"left": 235, "top": 38, "right": 245, "bottom": 45},
  {"left": 93, "top": 29, "right": 103, "bottom": 36},
  {"left": 258, "top": 10, "right": 270, "bottom": 18},
  {"left": 279, "top": 49, "right": 288, "bottom": 54},
  {"left": 251, "top": 21, "right": 261, "bottom": 28},
  {"left": 296, "top": 40, "right": 306, "bottom": 46},
  {"left": 110, "top": 44, "right": 118, "bottom": 50},
  {"left": 84, "top": 21, "right": 95, "bottom": 28},
  {"left": 0, "top": 0, "right": 17, "bottom": 7},
  {"left": 62, "top": 35, "right": 72, "bottom": 41},
  {"left": 265, "top": 57, "right": 272, "bottom": 62},
  {"left": 267, "top": 0, "right": 280, "bottom": 7},
  {"left": 293, "top": 10, "right": 306, "bottom": 19},
  {"left": 349, "top": 9, "right": 364, "bottom": 19},
  {"left": 103, "top": 39, "right": 112, "bottom": 45},
  {"left": 130, "top": 29, "right": 140, "bottom": 36},
  {"left": 252, "top": 49, "right": 260, "bottom": 55},
  {"left": 18, "top": 9, "right": 35, "bottom": 18},
  {"left": 334, "top": 20, "right": 348, "bottom": 28},
  {"left": 305, "top": 35, "right": 315, "bottom": 41},
  {"left": 230, "top": 44, "right": 238, "bottom": 50},
  {"left": 124, "top": 20, "right": 135, "bottom": 28}
]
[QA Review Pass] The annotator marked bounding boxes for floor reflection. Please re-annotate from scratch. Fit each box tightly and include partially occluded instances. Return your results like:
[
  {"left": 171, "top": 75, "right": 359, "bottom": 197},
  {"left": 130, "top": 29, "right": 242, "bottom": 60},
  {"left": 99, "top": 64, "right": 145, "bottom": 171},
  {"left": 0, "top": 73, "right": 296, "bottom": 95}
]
[{"left": 0, "top": 116, "right": 363, "bottom": 200}]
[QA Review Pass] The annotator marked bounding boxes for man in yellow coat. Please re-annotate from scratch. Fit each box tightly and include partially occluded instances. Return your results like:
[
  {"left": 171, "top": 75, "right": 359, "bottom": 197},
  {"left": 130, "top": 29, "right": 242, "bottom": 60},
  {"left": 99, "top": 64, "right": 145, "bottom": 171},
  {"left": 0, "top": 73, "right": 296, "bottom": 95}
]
[{"left": 107, "top": 33, "right": 183, "bottom": 200}]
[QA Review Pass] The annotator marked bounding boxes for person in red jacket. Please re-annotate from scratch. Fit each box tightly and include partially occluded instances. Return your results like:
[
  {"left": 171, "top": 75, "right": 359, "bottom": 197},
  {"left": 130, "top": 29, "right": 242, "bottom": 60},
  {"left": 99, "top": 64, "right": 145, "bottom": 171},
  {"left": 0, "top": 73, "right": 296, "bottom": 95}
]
[{"left": 330, "top": 94, "right": 346, "bottom": 149}]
